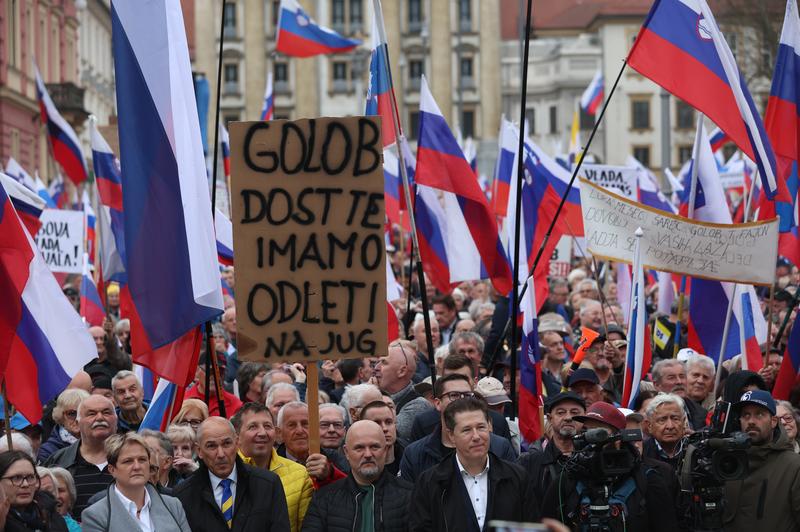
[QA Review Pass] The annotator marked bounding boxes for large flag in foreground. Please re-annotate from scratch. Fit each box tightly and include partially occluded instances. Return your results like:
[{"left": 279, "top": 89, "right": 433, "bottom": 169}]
[
  {"left": 112, "top": 0, "right": 224, "bottom": 385},
  {"left": 276, "top": 0, "right": 361, "bottom": 57},
  {"left": 627, "top": 0, "right": 777, "bottom": 199},
  {"left": 414, "top": 76, "right": 512, "bottom": 295},
  {"left": 0, "top": 181, "right": 96, "bottom": 423},
  {"left": 0, "top": 172, "right": 45, "bottom": 236},
  {"left": 34, "top": 65, "right": 88, "bottom": 185}
]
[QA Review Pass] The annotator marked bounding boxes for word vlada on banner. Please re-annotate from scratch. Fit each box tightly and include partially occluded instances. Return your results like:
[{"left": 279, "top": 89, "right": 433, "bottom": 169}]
[{"left": 579, "top": 178, "right": 779, "bottom": 286}]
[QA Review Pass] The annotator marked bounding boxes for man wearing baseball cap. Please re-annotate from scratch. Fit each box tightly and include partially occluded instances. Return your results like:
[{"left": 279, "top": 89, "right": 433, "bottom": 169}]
[
  {"left": 518, "top": 392, "right": 585, "bottom": 503},
  {"left": 541, "top": 402, "right": 678, "bottom": 531},
  {"left": 566, "top": 368, "right": 603, "bottom": 407},
  {"left": 723, "top": 390, "right": 800, "bottom": 531}
]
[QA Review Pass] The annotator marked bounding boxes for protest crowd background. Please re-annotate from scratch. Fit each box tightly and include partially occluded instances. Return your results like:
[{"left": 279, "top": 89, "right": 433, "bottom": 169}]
[{"left": 4, "top": 0, "right": 800, "bottom": 531}]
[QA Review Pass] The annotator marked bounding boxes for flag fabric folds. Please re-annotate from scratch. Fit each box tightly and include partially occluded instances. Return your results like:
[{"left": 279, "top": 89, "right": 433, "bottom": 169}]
[
  {"left": 34, "top": 65, "right": 88, "bottom": 185},
  {"left": 366, "top": 10, "right": 397, "bottom": 148},
  {"left": 738, "top": 291, "right": 763, "bottom": 372},
  {"left": 34, "top": 175, "right": 55, "bottom": 208},
  {"left": 112, "top": 0, "right": 224, "bottom": 384},
  {"left": 215, "top": 209, "right": 234, "bottom": 266},
  {"left": 414, "top": 76, "right": 512, "bottom": 295},
  {"left": 82, "top": 191, "right": 96, "bottom": 267},
  {"left": 80, "top": 255, "right": 105, "bottom": 328},
  {"left": 622, "top": 229, "right": 649, "bottom": 409},
  {"left": 774, "top": 311, "right": 800, "bottom": 400},
  {"left": 276, "top": 0, "right": 361, "bottom": 58},
  {"left": 0, "top": 172, "right": 45, "bottom": 236},
  {"left": 627, "top": 0, "right": 778, "bottom": 199},
  {"left": 0, "top": 181, "right": 96, "bottom": 423},
  {"left": 139, "top": 377, "right": 183, "bottom": 432},
  {"left": 5, "top": 158, "right": 36, "bottom": 190},
  {"left": 260, "top": 72, "right": 274, "bottom": 121},
  {"left": 519, "top": 277, "right": 543, "bottom": 443},
  {"left": 220, "top": 123, "right": 231, "bottom": 179},
  {"left": 580, "top": 70, "right": 604, "bottom": 115}
]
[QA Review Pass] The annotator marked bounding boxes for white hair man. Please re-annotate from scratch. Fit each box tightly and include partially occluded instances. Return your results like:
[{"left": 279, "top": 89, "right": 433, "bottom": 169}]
[
  {"left": 266, "top": 382, "right": 300, "bottom": 421},
  {"left": 652, "top": 358, "right": 707, "bottom": 430},
  {"left": 340, "top": 384, "right": 383, "bottom": 424},
  {"left": 111, "top": 370, "right": 148, "bottom": 432},
  {"left": 642, "top": 394, "right": 687, "bottom": 470}
]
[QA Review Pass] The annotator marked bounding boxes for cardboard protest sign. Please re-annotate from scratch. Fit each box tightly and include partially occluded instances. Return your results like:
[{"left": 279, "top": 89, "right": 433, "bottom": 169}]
[
  {"left": 549, "top": 235, "right": 572, "bottom": 277},
  {"left": 579, "top": 178, "right": 778, "bottom": 285},
  {"left": 579, "top": 164, "right": 639, "bottom": 201},
  {"left": 230, "top": 117, "right": 388, "bottom": 363},
  {"left": 34, "top": 209, "right": 84, "bottom": 273}
]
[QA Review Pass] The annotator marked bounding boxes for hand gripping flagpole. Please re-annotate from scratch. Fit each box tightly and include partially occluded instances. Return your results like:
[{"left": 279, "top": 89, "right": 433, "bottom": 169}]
[
  {"left": 372, "top": 0, "right": 437, "bottom": 384},
  {"left": 203, "top": 0, "right": 230, "bottom": 417}
]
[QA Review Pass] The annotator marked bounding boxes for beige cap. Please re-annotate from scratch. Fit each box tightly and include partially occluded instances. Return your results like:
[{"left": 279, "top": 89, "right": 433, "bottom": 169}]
[{"left": 476, "top": 377, "right": 511, "bottom": 405}]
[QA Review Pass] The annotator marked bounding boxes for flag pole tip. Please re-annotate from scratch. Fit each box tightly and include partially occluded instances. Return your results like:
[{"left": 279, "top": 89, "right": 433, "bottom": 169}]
[{"left": 635, "top": 227, "right": 644, "bottom": 237}]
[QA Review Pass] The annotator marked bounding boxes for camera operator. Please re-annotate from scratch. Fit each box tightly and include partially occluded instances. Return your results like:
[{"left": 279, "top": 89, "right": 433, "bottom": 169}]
[
  {"left": 722, "top": 390, "right": 800, "bottom": 531},
  {"left": 642, "top": 394, "right": 687, "bottom": 471},
  {"left": 541, "top": 402, "right": 678, "bottom": 531}
]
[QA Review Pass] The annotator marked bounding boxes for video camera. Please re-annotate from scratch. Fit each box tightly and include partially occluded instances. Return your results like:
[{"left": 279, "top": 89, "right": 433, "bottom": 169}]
[
  {"left": 569, "top": 428, "right": 643, "bottom": 481},
  {"left": 679, "top": 401, "right": 750, "bottom": 532}
]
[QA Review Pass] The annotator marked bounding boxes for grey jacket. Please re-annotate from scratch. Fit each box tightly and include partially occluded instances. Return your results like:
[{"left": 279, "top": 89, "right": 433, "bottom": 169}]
[{"left": 81, "top": 483, "right": 191, "bottom": 532}]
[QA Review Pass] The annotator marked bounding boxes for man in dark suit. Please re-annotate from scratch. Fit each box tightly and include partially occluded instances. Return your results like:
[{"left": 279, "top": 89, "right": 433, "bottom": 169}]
[{"left": 174, "top": 417, "right": 290, "bottom": 531}]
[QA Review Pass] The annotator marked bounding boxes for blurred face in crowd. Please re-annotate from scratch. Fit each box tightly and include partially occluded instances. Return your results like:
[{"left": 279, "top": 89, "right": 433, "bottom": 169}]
[
  {"left": 113, "top": 375, "right": 144, "bottom": 415},
  {"left": 348, "top": 387, "right": 383, "bottom": 423},
  {"left": 739, "top": 404, "right": 778, "bottom": 446},
  {"left": 197, "top": 418, "right": 238, "bottom": 478},
  {"left": 654, "top": 364, "right": 687, "bottom": 397},
  {"left": 375, "top": 345, "right": 413, "bottom": 394},
  {"left": 433, "top": 303, "right": 457, "bottom": 329},
  {"left": 646, "top": 402, "right": 686, "bottom": 449},
  {"left": 115, "top": 322, "right": 130, "bottom": 346},
  {"left": 455, "top": 319, "right": 476, "bottom": 334},
  {"left": 107, "top": 290, "right": 120, "bottom": 308},
  {"left": 54, "top": 477, "right": 72, "bottom": 516},
  {"left": 580, "top": 302, "right": 603, "bottom": 330},
  {"left": 212, "top": 331, "right": 228, "bottom": 352},
  {"left": 1, "top": 459, "right": 37, "bottom": 508},
  {"left": 110, "top": 442, "right": 151, "bottom": 491},
  {"left": 570, "top": 382, "right": 603, "bottom": 408},
  {"left": 319, "top": 407, "right": 346, "bottom": 449},
  {"left": 549, "top": 401, "right": 585, "bottom": 441},
  {"left": 413, "top": 320, "right": 441, "bottom": 353},
  {"left": 60, "top": 401, "right": 81, "bottom": 436},
  {"left": 222, "top": 308, "right": 236, "bottom": 336},
  {"left": 78, "top": 395, "right": 117, "bottom": 443},
  {"left": 585, "top": 342, "right": 613, "bottom": 375},
  {"left": 470, "top": 282, "right": 489, "bottom": 302},
  {"left": 454, "top": 337, "right": 482, "bottom": 368},
  {"left": 172, "top": 438, "right": 195, "bottom": 463},
  {"left": 777, "top": 404, "right": 798, "bottom": 441},
  {"left": 143, "top": 436, "right": 172, "bottom": 485},
  {"left": 269, "top": 387, "right": 300, "bottom": 421},
  {"left": 344, "top": 421, "right": 387, "bottom": 486},
  {"left": 177, "top": 407, "right": 206, "bottom": 433},
  {"left": 605, "top": 334, "right": 627, "bottom": 369},
  {"left": 237, "top": 409, "right": 276, "bottom": 461},
  {"left": 687, "top": 363, "right": 714, "bottom": 402},
  {"left": 549, "top": 284, "right": 569, "bottom": 306},
  {"left": 604, "top": 306, "right": 624, "bottom": 326},
  {"left": 89, "top": 327, "right": 107, "bottom": 357},
  {"left": 578, "top": 281, "right": 600, "bottom": 301},
  {"left": 246, "top": 371, "right": 267, "bottom": 404},
  {"left": 222, "top": 269, "right": 235, "bottom": 289},
  {"left": 362, "top": 404, "right": 397, "bottom": 448},
  {"left": 279, "top": 405, "right": 310, "bottom": 460},
  {"left": 448, "top": 410, "right": 491, "bottom": 464},
  {"left": 540, "top": 332, "right": 566, "bottom": 364}
]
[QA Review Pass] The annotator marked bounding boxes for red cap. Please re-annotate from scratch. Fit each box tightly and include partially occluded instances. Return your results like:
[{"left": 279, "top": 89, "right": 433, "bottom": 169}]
[{"left": 573, "top": 401, "right": 626, "bottom": 431}]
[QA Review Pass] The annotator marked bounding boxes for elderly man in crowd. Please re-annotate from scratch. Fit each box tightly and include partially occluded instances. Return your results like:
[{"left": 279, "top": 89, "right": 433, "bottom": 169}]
[
  {"left": 340, "top": 383, "right": 383, "bottom": 424},
  {"left": 266, "top": 382, "right": 301, "bottom": 421},
  {"left": 567, "top": 368, "right": 604, "bottom": 408},
  {"left": 318, "top": 404, "right": 349, "bottom": 472},
  {"left": 410, "top": 315, "right": 441, "bottom": 382},
  {"left": 232, "top": 403, "right": 313, "bottom": 532},
  {"left": 432, "top": 294, "right": 460, "bottom": 344},
  {"left": 45, "top": 394, "right": 118, "bottom": 519},
  {"left": 84, "top": 320, "right": 132, "bottom": 381},
  {"left": 302, "top": 420, "right": 413, "bottom": 532},
  {"left": 112, "top": 370, "right": 150, "bottom": 433},
  {"left": 577, "top": 300, "right": 604, "bottom": 334},
  {"left": 375, "top": 340, "right": 433, "bottom": 441},
  {"left": 652, "top": 359, "right": 706, "bottom": 429},
  {"left": 175, "top": 417, "right": 290, "bottom": 531},
  {"left": 686, "top": 353, "right": 716, "bottom": 410},
  {"left": 448, "top": 332, "right": 485, "bottom": 374},
  {"left": 642, "top": 394, "right": 687, "bottom": 470}
]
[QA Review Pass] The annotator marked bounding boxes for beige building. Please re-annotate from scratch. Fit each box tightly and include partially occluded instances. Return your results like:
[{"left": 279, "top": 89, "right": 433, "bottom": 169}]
[{"left": 192, "top": 0, "right": 503, "bottom": 173}]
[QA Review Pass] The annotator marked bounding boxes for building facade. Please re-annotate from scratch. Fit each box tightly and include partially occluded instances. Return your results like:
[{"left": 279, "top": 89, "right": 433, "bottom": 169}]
[{"left": 76, "top": 0, "right": 115, "bottom": 136}]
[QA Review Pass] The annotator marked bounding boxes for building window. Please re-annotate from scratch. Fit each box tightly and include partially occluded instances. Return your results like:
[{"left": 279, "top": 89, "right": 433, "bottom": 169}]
[
  {"left": 579, "top": 107, "right": 594, "bottom": 129},
  {"left": 223, "top": 114, "right": 240, "bottom": 127},
  {"left": 631, "top": 99, "right": 650, "bottom": 130},
  {"left": 458, "top": 0, "right": 471, "bottom": 32},
  {"left": 409, "top": 111, "right": 420, "bottom": 140},
  {"left": 525, "top": 108, "right": 535, "bottom": 135},
  {"left": 409, "top": 59, "right": 424, "bottom": 90},
  {"left": 7, "top": 0, "right": 18, "bottom": 67},
  {"left": 676, "top": 100, "right": 694, "bottom": 130},
  {"left": 272, "top": 0, "right": 280, "bottom": 31},
  {"left": 461, "top": 110, "right": 475, "bottom": 139},
  {"left": 223, "top": 2, "right": 237, "bottom": 38},
  {"left": 224, "top": 64, "right": 239, "bottom": 93},
  {"left": 678, "top": 145, "right": 693, "bottom": 165},
  {"left": 332, "top": 61, "right": 348, "bottom": 92},
  {"left": 460, "top": 57, "right": 473, "bottom": 87},
  {"left": 350, "top": 0, "right": 363, "bottom": 27},
  {"left": 549, "top": 105, "right": 557, "bottom": 135},
  {"left": 408, "top": 0, "right": 423, "bottom": 33},
  {"left": 633, "top": 146, "right": 651, "bottom": 168},
  {"left": 274, "top": 62, "right": 289, "bottom": 92},
  {"left": 332, "top": 0, "right": 345, "bottom": 32}
]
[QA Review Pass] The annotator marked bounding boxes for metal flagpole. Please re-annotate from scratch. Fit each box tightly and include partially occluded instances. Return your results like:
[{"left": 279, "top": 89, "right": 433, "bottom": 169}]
[{"left": 372, "top": 0, "right": 437, "bottom": 383}]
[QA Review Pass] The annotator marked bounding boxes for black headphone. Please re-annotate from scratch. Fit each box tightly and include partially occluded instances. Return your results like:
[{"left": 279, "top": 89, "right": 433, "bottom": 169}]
[{"left": 103, "top": 481, "right": 182, "bottom": 530}]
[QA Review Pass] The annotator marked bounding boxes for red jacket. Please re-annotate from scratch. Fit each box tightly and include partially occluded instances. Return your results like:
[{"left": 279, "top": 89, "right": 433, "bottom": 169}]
[{"left": 184, "top": 385, "right": 243, "bottom": 418}]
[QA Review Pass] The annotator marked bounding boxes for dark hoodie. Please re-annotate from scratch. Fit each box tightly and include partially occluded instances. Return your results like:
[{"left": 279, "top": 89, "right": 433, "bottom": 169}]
[{"left": 723, "top": 426, "right": 800, "bottom": 532}]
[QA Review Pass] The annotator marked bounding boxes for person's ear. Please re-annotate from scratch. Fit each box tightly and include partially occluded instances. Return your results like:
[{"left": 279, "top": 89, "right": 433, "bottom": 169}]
[{"left": 771, "top": 416, "right": 779, "bottom": 429}]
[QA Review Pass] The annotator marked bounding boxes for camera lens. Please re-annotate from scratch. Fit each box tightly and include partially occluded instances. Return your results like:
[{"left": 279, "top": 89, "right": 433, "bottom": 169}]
[{"left": 712, "top": 451, "right": 747, "bottom": 481}]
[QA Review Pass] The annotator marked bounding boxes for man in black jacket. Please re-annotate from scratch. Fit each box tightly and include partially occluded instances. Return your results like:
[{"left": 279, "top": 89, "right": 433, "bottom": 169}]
[
  {"left": 302, "top": 420, "right": 412, "bottom": 531},
  {"left": 410, "top": 396, "right": 536, "bottom": 531},
  {"left": 174, "top": 417, "right": 290, "bottom": 532}
]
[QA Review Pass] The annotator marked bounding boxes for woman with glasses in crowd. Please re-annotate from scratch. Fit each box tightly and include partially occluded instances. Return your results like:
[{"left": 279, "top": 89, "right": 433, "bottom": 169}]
[
  {"left": 776, "top": 400, "right": 800, "bottom": 453},
  {"left": 38, "top": 390, "right": 90, "bottom": 464},
  {"left": 170, "top": 398, "right": 209, "bottom": 435},
  {"left": 0, "top": 450, "right": 67, "bottom": 531}
]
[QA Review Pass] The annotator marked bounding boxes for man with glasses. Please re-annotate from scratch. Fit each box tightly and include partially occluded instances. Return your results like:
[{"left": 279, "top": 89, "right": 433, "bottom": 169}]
[
  {"left": 723, "top": 391, "right": 800, "bottom": 531},
  {"left": 318, "top": 404, "right": 349, "bottom": 473},
  {"left": 399, "top": 374, "right": 517, "bottom": 483},
  {"left": 375, "top": 340, "right": 433, "bottom": 441}
]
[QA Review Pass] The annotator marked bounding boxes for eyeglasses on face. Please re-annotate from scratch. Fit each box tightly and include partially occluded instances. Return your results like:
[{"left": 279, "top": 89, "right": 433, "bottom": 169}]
[
  {"left": 439, "top": 391, "right": 475, "bottom": 401},
  {"left": 2, "top": 474, "right": 38, "bottom": 487}
]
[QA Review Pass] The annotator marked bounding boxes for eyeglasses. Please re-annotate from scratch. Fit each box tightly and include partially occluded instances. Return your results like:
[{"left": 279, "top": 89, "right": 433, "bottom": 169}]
[
  {"left": 779, "top": 415, "right": 796, "bottom": 424},
  {"left": 320, "top": 422, "right": 345, "bottom": 430},
  {"left": 2, "top": 474, "right": 38, "bottom": 487},
  {"left": 180, "top": 418, "right": 203, "bottom": 428},
  {"left": 439, "top": 391, "right": 475, "bottom": 401},
  {"left": 64, "top": 410, "right": 78, "bottom": 419}
]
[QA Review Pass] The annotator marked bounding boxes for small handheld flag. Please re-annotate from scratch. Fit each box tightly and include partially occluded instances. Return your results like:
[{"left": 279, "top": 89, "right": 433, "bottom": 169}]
[{"left": 580, "top": 70, "right": 604, "bottom": 115}]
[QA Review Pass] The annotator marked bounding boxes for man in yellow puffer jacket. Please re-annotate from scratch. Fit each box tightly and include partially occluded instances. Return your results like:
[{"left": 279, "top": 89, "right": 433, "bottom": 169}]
[{"left": 233, "top": 402, "right": 314, "bottom": 532}]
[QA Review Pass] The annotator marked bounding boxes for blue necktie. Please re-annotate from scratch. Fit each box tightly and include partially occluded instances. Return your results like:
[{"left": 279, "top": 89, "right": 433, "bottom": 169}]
[{"left": 220, "top": 478, "right": 233, "bottom": 528}]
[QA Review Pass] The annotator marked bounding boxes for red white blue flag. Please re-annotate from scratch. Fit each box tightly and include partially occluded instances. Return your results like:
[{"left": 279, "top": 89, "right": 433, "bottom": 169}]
[
  {"left": 276, "top": 0, "right": 361, "bottom": 58},
  {"left": 220, "top": 122, "right": 231, "bottom": 179},
  {"left": 0, "top": 180, "right": 96, "bottom": 422},
  {"left": 627, "top": 0, "right": 778, "bottom": 199},
  {"left": 34, "top": 65, "right": 88, "bottom": 186},
  {"left": 774, "top": 310, "right": 800, "bottom": 400},
  {"left": 112, "top": 0, "right": 223, "bottom": 386},
  {"left": 519, "top": 277, "right": 542, "bottom": 443},
  {"left": 622, "top": 229, "right": 649, "bottom": 409},
  {"left": 0, "top": 172, "right": 45, "bottom": 237},
  {"left": 82, "top": 190, "right": 96, "bottom": 267},
  {"left": 260, "top": 73, "right": 274, "bottom": 121},
  {"left": 580, "top": 70, "right": 604, "bottom": 115},
  {"left": 80, "top": 254, "right": 105, "bottom": 327},
  {"left": 366, "top": 6, "right": 398, "bottom": 148},
  {"left": 215, "top": 208, "right": 234, "bottom": 266},
  {"left": 738, "top": 290, "right": 763, "bottom": 372}
]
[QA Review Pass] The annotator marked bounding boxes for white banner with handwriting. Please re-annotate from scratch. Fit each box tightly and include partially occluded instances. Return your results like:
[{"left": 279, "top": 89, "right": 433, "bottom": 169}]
[{"left": 579, "top": 178, "right": 778, "bottom": 285}]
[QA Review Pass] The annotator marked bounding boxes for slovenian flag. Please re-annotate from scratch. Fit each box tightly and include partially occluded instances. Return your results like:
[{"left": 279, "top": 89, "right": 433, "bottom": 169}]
[
  {"left": 774, "top": 311, "right": 800, "bottom": 400},
  {"left": 220, "top": 122, "right": 231, "bottom": 179},
  {"left": 5, "top": 158, "right": 36, "bottom": 191},
  {"left": 622, "top": 228, "right": 649, "bottom": 409},
  {"left": 580, "top": 70, "right": 604, "bottom": 115},
  {"left": 627, "top": 0, "right": 777, "bottom": 199},
  {"left": 80, "top": 254, "right": 105, "bottom": 327},
  {"left": 82, "top": 190, "right": 96, "bottom": 267},
  {"left": 519, "top": 277, "right": 543, "bottom": 443},
  {"left": 215, "top": 208, "right": 234, "bottom": 266},
  {"left": 138, "top": 377, "right": 183, "bottom": 432},
  {"left": 276, "top": 0, "right": 361, "bottom": 58},
  {"left": 34, "top": 174, "right": 55, "bottom": 208},
  {"left": 738, "top": 291, "right": 763, "bottom": 372},
  {"left": 365, "top": 4, "right": 398, "bottom": 148},
  {"left": 0, "top": 172, "right": 45, "bottom": 237},
  {"left": 260, "top": 72, "right": 274, "bottom": 121}
]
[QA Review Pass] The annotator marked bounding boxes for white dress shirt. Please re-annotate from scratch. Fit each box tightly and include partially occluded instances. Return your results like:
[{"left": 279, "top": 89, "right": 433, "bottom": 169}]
[
  {"left": 209, "top": 467, "right": 238, "bottom": 510},
  {"left": 114, "top": 485, "right": 154, "bottom": 532},
  {"left": 456, "top": 453, "right": 490, "bottom": 529}
]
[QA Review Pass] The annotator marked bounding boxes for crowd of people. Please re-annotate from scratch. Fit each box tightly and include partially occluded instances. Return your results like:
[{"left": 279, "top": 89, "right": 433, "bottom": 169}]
[{"left": 0, "top": 257, "right": 799, "bottom": 531}]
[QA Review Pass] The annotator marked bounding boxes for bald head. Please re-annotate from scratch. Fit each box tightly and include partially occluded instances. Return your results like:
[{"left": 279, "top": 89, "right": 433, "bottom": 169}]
[
  {"left": 197, "top": 417, "right": 238, "bottom": 478},
  {"left": 344, "top": 420, "right": 387, "bottom": 486},
  {"left": 69, "top": 371, "right": 92, "bottom": 392},
  {"left": 197, "top": 416, "right": 236, "bottom": 443}
]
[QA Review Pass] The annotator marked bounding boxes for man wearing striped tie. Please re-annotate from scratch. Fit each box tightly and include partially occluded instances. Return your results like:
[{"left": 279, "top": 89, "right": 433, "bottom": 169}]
[{"left": 174, "top": 417, "right": 290, "bottom": 531}]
